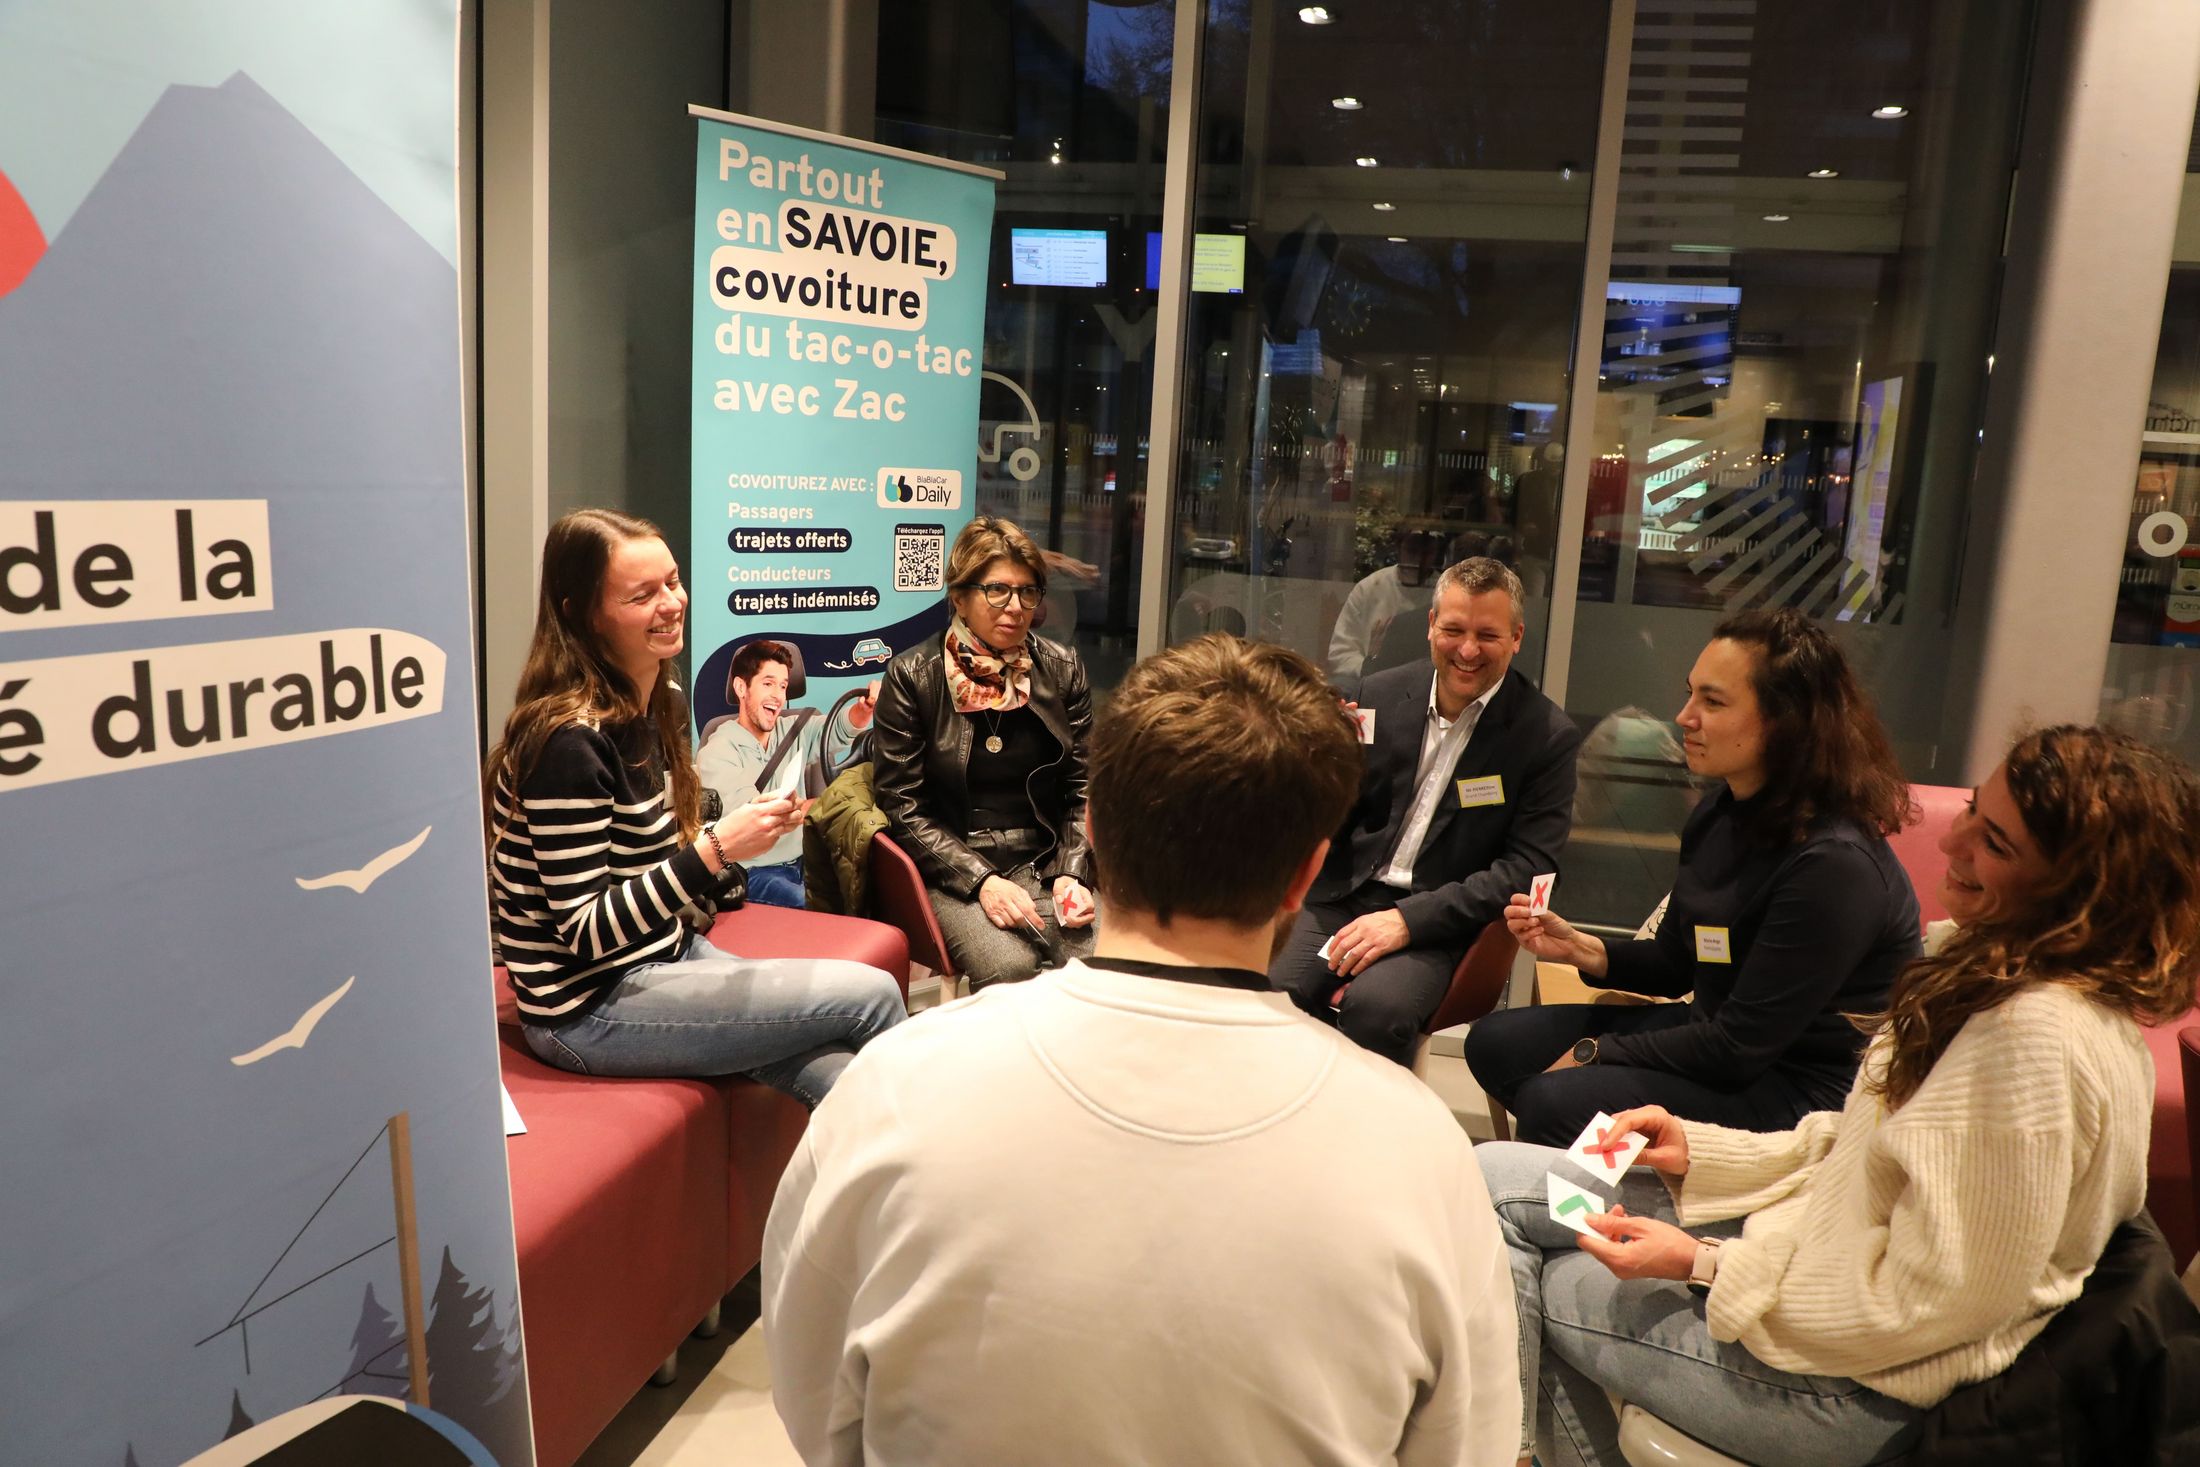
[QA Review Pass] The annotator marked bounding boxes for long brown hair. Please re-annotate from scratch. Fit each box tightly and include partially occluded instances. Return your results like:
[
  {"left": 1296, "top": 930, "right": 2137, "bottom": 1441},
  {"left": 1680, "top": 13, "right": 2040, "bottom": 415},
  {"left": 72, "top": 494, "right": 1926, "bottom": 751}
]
[
  {"left": 484, "top": 509, "right": 704, "bottom": 847},
  {"left": 1712, "top": 607, "right": 1911, "bottom": 843},
  {"left": 1866, "top": 725, "right": 2200, "bottom": 1109}
]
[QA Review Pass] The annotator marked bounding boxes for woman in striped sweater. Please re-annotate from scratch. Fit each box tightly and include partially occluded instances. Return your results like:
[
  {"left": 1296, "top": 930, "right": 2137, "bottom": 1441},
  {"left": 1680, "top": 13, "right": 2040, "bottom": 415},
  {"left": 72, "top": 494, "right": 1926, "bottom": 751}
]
[
  {"left": 485, "top": 509, "right": 903, "bottom": 1104},
  {"left": 1479, "top": 725, "right": 2200, "bottom": 1466}
]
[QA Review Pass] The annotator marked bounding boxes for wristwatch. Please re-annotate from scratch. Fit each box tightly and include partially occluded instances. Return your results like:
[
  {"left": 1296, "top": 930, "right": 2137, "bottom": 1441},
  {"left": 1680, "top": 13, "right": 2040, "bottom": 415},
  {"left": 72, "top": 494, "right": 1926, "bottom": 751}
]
[
  {"left": 1687, "top": 1238, "right": 1722, "bottom": 1294},
  {"left": 1570, "top": 1036, "right": 1599, "bottom": 1065}
]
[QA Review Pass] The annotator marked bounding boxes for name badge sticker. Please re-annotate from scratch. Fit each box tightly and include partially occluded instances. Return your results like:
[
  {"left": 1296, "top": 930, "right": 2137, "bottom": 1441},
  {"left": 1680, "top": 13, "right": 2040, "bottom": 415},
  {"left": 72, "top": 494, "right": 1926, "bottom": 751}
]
[
  {"left": 1455, "top": 774, "right": 1506, "bottom": 808},
  {"left": 1694, "top": 925, "right": 1733, "bottom": 964}
]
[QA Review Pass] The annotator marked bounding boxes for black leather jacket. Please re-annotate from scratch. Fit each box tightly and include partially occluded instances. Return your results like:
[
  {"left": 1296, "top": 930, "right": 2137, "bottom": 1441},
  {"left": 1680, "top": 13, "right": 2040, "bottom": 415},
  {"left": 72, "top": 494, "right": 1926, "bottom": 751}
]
[{"left": 870, "top": 632, "right": 1094, "bottom": 898}]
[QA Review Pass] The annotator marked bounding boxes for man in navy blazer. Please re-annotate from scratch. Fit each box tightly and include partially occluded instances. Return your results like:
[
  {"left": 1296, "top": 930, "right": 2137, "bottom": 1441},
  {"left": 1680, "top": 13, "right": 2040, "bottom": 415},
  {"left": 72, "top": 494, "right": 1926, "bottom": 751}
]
[{"left": 1274, "top": 557, "right": 1582, "bottom": 1065}]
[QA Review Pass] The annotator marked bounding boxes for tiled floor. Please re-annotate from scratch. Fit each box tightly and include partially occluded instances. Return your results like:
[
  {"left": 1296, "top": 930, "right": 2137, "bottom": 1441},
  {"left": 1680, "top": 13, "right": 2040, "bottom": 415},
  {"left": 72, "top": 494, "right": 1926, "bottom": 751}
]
[{"left": 575, "top": 1045, "right": 1500, "bottom": 1467}]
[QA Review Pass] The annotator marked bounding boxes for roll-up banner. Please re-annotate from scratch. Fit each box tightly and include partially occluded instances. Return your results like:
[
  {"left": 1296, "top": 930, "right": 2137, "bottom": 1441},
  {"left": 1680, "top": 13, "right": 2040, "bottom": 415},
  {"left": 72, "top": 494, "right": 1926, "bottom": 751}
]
[
  {"left": 689, "top": 107, "right": 1000, "bottom": 759},
  {"left": 0, "top": 5, "right": 529, "bottom": 1463}
]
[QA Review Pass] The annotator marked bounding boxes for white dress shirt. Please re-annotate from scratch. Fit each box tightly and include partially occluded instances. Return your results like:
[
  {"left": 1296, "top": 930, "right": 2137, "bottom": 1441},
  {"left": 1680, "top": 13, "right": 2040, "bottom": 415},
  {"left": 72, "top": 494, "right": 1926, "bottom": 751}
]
[{"left": 1379, "top": 676, "right": 1500, "bottom": 889}]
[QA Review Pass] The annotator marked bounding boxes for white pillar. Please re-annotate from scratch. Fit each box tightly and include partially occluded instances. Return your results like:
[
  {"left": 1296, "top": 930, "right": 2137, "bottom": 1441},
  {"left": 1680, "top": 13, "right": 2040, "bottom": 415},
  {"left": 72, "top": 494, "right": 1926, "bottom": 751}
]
[{"left": 1949, "top": 0, "right": 2200, "bottom": 777}]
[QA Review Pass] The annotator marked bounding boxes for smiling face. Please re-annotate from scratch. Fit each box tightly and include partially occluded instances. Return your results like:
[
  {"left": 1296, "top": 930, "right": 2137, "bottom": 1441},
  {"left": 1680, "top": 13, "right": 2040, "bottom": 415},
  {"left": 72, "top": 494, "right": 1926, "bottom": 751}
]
[
  {"left": 733, "top": 658, "right": 791, "bottom": 740},
  {"left": 1426, "top": 584, "right": 1522, "bottom": 713},
  {"left": 951, "top": 555, "right": 1039, "bottom": 650},
  {"left": 1676, "top": 637, "right": 1770, "bottom": 797},
  {"left": 592, "top": 535, "right": 687, "bottom": 695},
  {"left": 1938, "top": 763, "right": 2053, "bottom": 926}
]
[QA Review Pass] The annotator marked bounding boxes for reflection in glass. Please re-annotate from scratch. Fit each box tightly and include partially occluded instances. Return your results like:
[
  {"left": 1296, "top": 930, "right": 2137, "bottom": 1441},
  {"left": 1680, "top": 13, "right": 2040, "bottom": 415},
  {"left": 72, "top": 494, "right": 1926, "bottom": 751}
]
[
  {"left": 874, "top": 0, "right": 1180, "bottom": 694},
  {"left": 2101, "top": 102, "right": 2200, "bottom": 768},
  {"left": 1170, "top": 0, "right": 1607, "bottom": 692},
  {"left": 1557, "top": 0, "right": 2033, "bottom": 929}
]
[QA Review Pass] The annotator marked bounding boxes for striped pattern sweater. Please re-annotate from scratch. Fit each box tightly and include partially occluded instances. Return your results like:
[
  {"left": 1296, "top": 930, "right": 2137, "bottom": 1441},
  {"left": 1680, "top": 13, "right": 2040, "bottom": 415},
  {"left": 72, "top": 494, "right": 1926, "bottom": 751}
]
[{"left": 491, "top": 721, "right": 717, "bottom": 1022}]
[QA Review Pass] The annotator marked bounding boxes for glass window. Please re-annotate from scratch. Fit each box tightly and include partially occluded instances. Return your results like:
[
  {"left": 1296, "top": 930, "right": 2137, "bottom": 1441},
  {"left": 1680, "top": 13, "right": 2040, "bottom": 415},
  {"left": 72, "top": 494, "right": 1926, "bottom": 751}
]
[
  {"left": 870, "top": 0, "right": 1180, "bottom": 694},
  {"left": 2100, "top": 103, "right": 2200, "bottom": 768},
  {"left": 1554, "top": 0, "right": 2035, "bottom": 930},
  {"left": 545, "top": 0, "right": 730, "bottom": 579},
  {"left": 1166, "top": 0, "right": 1609, "bottom": 693}
]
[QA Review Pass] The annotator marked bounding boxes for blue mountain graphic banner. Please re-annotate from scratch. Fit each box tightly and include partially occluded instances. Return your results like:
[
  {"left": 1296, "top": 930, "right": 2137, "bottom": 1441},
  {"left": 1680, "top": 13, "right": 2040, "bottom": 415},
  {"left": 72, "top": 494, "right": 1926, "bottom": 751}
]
[{"left": 0, "top": 7, "right": 529, "bottom": 1464}]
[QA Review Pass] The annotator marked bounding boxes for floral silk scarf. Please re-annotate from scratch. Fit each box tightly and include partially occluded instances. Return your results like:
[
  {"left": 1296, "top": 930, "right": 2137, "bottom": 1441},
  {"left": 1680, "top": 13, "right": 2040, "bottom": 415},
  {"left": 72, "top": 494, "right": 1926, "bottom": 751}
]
[{"left": 942, "top": 615, "right": 1033, "bottom": 715}]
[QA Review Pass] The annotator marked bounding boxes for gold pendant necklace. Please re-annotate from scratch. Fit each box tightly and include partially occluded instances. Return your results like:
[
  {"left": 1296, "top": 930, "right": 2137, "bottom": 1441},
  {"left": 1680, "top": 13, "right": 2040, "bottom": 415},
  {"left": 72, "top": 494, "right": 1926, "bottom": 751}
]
[{"left": 981, "top": 708, "right": 1005, "bottom": 754}]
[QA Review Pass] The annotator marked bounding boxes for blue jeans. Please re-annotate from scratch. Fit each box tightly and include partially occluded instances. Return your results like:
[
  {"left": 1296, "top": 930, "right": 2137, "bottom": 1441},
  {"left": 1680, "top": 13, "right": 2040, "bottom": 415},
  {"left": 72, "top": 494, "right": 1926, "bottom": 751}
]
[
  {"left": 744, "top": 858, "right": 806, "bottom": 909},
  {"left": 524, "top": 934, "right": 904, "bottom": 1106},
  {"left": 1475, "top": 1141, "right": 1922, "bottom": 1467}
]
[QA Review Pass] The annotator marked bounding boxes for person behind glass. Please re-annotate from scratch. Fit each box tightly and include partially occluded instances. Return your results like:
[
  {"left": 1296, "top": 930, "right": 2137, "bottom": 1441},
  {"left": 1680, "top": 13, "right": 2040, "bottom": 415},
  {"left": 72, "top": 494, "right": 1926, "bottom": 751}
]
[
  {"left": 1274, "top": 555, "right": 1583, "bottom": 1067},
  {"left": 483, "top": 509, "right": 905, "bottom": 1105},
  {"left": 1475, "top": 725, "right": 2200, "bottom": 1467},
  {"left": 870, "top": 516, "right": 1097, "bottom": 987},
  {"left": 1464, "top": 608, "right": 1920, "bottom": 1145}
]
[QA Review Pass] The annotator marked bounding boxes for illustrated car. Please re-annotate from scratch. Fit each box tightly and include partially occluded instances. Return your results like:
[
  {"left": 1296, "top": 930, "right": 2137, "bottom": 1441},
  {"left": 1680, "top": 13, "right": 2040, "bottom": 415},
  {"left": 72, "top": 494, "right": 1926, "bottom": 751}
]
[{"left": 850, "top": 637, "right": 893, "bottom": 666}]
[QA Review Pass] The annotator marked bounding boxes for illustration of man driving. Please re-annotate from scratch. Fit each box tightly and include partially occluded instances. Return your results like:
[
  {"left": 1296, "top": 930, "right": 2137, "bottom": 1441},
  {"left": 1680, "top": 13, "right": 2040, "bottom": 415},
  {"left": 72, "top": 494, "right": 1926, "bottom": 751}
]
[{"left": 696, "top": 639, "right": 877, "bottom": 908}]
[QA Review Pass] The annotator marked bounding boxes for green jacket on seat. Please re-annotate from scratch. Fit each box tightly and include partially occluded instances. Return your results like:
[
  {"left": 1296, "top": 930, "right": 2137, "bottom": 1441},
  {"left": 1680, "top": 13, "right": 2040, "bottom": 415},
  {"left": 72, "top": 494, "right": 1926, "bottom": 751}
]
[{"left": 804, "top": 761, "right": 888, "bottom": 916}]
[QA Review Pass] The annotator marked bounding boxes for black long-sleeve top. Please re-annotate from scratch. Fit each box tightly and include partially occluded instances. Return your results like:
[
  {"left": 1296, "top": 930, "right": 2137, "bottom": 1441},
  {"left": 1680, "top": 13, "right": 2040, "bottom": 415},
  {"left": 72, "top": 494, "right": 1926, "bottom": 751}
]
[{"left": 1595, "top": 787, "right": 1921, "bottom": 1098}]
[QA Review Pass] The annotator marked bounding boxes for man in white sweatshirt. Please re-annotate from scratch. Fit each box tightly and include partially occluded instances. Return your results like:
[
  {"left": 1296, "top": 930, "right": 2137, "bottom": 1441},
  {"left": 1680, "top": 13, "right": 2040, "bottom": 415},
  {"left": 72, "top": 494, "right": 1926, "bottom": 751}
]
[{"left": 763, "top": 633, "right": 1521, "bottom": 1466}]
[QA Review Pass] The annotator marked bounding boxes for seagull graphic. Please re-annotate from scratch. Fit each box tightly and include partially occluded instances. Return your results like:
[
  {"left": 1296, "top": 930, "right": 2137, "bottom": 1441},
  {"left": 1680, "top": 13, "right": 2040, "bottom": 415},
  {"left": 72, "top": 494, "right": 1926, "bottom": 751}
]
[
  {"left": 295, "top": 827, "right": 432, "bottom": 893},
  {"left": 231, "top": 977, "right": 356, "bottom": 1066}
]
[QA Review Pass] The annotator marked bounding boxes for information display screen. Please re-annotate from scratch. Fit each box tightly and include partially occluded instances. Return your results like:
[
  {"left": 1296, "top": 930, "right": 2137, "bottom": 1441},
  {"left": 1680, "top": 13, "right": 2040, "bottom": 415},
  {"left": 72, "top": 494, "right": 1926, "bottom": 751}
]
[
  {"left": 1010, "top": 228, "right": 1108, "bottom": 287},
  {"left": 1145, "top": 232, "right": 1247, "bottom": 293}
]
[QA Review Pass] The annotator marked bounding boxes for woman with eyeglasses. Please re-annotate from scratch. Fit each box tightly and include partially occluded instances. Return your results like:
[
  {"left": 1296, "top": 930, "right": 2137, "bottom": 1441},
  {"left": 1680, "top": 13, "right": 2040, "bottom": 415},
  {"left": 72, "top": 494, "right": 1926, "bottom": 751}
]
[{"left": 870, "top": 516, "right": 1099, "bottom": 987}]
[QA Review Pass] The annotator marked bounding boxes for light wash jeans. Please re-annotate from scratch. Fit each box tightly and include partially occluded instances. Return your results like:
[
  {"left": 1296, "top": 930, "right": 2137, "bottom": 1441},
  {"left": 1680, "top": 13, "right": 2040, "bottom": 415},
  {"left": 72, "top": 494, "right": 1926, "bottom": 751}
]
[
  {"left": 744, "top": 858, "right": 807, "bottom": 909},
  {"left": 524, "top": 933, "right": 904, "bottom": 1106},
  {"left": 1475, "top": 1141, "right": 1922, "bottom": 1467}
]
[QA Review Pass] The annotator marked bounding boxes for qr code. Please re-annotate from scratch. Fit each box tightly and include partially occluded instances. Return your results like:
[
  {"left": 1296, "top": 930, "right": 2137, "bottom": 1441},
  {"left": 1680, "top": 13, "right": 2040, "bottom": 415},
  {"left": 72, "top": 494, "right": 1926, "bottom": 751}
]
[{"left": 893, "top": 524, "right": 946, "bottom": 592}]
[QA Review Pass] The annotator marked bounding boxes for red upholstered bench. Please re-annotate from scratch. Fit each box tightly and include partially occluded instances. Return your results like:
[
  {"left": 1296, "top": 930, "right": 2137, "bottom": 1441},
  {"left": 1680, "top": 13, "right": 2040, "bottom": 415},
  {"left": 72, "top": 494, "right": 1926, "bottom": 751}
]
[
  {"left": 499, "top": 1022, "right": 729, "bottom": 1467},
  {"left": 701, "top": 905, "right": 909, "bottom": 1277},
  {"left": 496, "top": 904, "right": 910, "bottom": 1467},
  {"left": 2143, "top": 1012, "right": 2200, "bottom": 1269}
]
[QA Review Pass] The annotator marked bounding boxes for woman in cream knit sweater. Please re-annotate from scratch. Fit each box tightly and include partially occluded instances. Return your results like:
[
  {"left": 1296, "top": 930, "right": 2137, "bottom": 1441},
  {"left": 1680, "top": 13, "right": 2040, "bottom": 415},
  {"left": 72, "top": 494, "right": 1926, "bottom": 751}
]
[{"left": 1478, "top": 725, "right": 2200, "bottom": 1467}]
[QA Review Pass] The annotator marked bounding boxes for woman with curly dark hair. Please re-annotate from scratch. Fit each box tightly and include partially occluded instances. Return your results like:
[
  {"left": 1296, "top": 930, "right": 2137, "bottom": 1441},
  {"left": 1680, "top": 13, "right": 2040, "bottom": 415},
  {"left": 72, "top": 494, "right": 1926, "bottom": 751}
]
[
  {"left": 1475, "top": 725, "right": 2200, "bottom": 1466},
  {"left": 1466, "top": 608, "right": 1921, "bottom": 1142}
]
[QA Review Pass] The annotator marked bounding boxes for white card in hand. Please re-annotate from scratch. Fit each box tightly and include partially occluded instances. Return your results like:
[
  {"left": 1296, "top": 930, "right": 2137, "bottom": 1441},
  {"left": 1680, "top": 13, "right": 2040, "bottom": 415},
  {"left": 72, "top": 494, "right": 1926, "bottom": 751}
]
[
  {"left": 1546, "top": 1172, "right": 1604, "bottom": 1236},
  {"left": 1562, "top": 1109, "right": 1649, "bottom": 1187},
  {"left": 1353, "top": 707, "right": 1376, "bottom": 744},
  {"left": 1317, "top": 935, "right": 1335, "bottom": 961},
  {"left": 1527, "top": 872, "right": 1557, "bottom": 916}
]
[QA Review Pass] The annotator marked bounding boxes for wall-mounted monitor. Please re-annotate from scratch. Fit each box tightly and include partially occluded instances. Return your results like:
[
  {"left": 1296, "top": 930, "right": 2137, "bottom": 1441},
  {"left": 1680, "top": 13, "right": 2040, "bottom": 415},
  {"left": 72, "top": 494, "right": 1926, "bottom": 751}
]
[
  {"left": 1010, "top": 228, "right": 1108, "bottom": 287},
  {"left": 1145, "top": 232, "right": 1248, "bottom": 294}
]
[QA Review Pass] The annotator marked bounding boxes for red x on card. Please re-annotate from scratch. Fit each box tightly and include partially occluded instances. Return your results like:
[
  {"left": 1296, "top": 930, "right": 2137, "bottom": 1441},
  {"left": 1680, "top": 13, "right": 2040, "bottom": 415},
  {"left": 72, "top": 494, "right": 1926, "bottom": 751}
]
[{"left": 1581, "top": 1126, "right": 1629, "bottom": 1163}]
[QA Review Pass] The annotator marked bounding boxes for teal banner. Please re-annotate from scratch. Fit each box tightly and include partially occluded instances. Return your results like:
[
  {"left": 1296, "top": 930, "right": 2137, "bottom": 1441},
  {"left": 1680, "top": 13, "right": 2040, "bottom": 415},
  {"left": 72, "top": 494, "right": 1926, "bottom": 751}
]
[{"left": 689, "top": 108, "right": 1000, "bottom": 734}]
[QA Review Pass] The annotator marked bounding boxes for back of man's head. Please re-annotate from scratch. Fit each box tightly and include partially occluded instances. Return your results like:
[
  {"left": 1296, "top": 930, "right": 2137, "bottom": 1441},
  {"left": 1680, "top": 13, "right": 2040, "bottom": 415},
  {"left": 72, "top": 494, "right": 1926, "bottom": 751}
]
[{"left": 1089, "top": 635, "right": 1360, "bottom": 927}]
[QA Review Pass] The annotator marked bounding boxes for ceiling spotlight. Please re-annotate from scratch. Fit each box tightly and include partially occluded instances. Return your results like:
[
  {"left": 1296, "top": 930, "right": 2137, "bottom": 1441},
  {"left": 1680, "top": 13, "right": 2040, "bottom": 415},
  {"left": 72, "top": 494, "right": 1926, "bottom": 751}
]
[
  {"left": 1371, "top": 201, "right": 1395, "bottom": 211},
  {"left": 1807, "top": 167, "right": 1839, "bottom": 179},
  {"left": 1761, "top": 212, "right": 1791, "bottom": 222},
  {"left": 1355, "top": 156, "right": 1379, "bottom": 168},
  {"left": 1298, "top": 5, "right": 1333, "bottom": 23},
  {"left": 1559, "top": 163, "right": 1576, "bottom": 181},
  {"left": 1332, "top": 96, "right": 1362, "bottom": 110},
  {"left": 1049, "top": 137, "right": 1063, "bottom": 165},
  {"left": 1871, "top": 104, "right": 1908, "bottom": 119},
  {"left": 1386, "top": 236, "right": 1408, "bottom": 243}
]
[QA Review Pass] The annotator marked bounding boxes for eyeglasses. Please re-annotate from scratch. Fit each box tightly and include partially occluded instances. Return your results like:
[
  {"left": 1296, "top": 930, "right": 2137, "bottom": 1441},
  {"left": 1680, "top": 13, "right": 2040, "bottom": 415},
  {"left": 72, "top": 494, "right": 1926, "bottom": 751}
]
[{"left": 958, "top": 581, "right": 1043, "bottom": 610}]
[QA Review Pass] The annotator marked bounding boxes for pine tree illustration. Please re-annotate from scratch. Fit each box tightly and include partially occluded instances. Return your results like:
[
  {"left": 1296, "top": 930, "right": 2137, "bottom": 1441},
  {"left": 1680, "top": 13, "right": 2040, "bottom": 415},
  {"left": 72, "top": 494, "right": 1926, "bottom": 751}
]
[
  {"left": 122, "top": 1447, "right": 141, "bottom": 1467},
  {"left": 423, "top": 1248, "right": 518, "bottom": 1414},
  {"left": 222, "top": 1389, "right": 255, "bottom": 1439},
  {"left": 416, "top": 1247, "right": 531, "bottom": 1466},
  {"left": 344, "top": 1279, "right": 409, "bottom": 1394}
]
